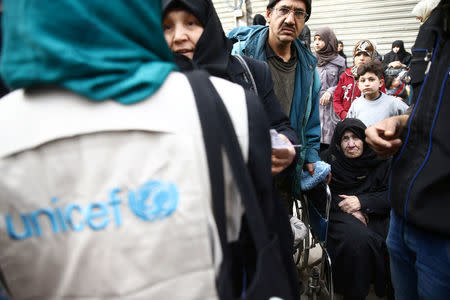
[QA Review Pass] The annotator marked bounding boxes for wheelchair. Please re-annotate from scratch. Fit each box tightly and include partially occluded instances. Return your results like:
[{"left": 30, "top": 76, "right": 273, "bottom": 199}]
[{"left": 293, "top": 182, "right": 334, "bottom": 300}]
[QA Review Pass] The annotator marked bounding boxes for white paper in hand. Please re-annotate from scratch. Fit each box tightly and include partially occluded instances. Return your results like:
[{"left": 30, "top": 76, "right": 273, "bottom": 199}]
[{"left": 270, "top": 129, "right": 300, "bottom": 149}]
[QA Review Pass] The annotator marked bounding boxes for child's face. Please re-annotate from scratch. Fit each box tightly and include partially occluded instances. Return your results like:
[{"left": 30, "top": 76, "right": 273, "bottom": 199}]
[
  {"left": 392, "top": 78, "right": 401, "bottom": 88},
  {"left": 354, "top": 52, "right": 371, "bottom": 67},
  {"left": 358, "top": 72, "right": 383, "bottom": 100}
]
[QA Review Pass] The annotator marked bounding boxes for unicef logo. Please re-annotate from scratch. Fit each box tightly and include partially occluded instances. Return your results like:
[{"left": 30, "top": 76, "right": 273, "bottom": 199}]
[{"left": 128, "top": 180, "right": 179, "bottom": 221}]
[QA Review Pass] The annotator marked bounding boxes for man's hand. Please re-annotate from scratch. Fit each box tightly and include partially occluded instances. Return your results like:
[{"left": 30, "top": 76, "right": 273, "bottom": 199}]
[
  {"left": 351, "top": 211, "right": 368, "bottom": 226},
  {"left": 271, "top": 134, "right": 296, "bottom": 176},
  {"left": 319, "top": 91, "right": 332, "bottom": 106},
  {"left": 304, "top": 162, "right": 315, "bottom": 177},
  {"left": 365, "top": 115, "right": 409, "bottom": 158},
  {"left": 338, "top": 195, "right": 361, "bottom": 214}
]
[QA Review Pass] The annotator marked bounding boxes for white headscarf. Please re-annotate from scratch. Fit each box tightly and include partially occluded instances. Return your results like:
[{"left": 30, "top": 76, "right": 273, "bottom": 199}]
[{"left": 412, "top": 0, "right": 440, "bottom": 23}]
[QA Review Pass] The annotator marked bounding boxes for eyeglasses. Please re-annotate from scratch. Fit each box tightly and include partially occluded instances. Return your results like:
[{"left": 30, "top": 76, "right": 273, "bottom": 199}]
[{"left": 273, "top": 7, "right": 309, "bottom": 20}]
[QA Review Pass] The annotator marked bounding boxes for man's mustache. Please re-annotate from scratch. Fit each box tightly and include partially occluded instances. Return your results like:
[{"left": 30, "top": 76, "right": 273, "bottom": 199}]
[{"left": 281, "top": 24, "right": 295, "bottom": 31}]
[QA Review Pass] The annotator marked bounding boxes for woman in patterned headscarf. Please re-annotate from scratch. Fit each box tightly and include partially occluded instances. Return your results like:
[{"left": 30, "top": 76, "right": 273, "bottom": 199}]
[{"left": 332, "top": 39, "right": 385, "bottom": 120}]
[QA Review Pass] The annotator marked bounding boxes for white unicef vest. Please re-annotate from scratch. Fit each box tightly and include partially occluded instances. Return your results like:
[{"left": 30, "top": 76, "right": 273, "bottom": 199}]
[{"left": 0, "top": 72, "right": 248, "bottom": 300}]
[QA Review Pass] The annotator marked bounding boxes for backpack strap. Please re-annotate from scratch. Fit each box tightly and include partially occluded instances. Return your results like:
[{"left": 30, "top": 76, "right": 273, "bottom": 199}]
[
  {"left": 186, "top": 70, "right": 270, "bottom": 298},
  {"left": 0, "top": 269, "right": 11, "bottom": 298},
  {"left": 233, "top": 54, "right": 258, "bottom": 95}
]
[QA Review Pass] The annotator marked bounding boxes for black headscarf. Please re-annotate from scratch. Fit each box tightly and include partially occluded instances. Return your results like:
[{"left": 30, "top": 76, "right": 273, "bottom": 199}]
[
  {"left": 322, "top": 118, "right": 385, "bottom": 195},
  {"left": 162, "top": 0, "right": 233, "bottom": 78},
  {"left": 383, "top": 40, "right": 412, "bottom": 67},
  {"left": 253, "top": 14, "right": 266, "bottom": 26},
  {"left": 391, "top": 40, "right": 409, "bottom": 63}
]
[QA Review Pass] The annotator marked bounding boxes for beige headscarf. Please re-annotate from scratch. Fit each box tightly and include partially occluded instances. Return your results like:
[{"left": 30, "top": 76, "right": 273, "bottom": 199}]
[{"left": 412, "top": 0, "right": 440, "bottom": 23}]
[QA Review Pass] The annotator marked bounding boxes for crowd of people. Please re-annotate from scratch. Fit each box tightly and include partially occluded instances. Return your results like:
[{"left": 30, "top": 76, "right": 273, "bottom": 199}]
[{"left": 0, "top": 0, "right": 448, "bottom": 300}]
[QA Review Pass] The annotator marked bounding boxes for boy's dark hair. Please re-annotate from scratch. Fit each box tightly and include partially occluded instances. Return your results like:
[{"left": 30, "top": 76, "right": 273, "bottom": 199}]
[
  {"left": 384, "top": 75, "right": 396, "bottom": 89},
  {"left": 356, "top": 60, "right": 384, "bottom": 80}
]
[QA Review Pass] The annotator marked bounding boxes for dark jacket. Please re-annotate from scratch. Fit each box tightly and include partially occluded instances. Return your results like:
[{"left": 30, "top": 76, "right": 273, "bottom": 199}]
[
  {"left": 228, "top": 55, "right": 299, "bottom": 148},
  {"left": 390, "top": 5, "right": 450, "bottom": 237},
  {"left": 299, "top": 25, "right": 311, "bottom": 50}
]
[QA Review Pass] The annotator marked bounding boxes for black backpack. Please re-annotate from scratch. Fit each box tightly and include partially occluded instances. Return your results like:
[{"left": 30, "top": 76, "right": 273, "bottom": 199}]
[{"left": 186, "top": 70, "right": 300, "bottom": 300}]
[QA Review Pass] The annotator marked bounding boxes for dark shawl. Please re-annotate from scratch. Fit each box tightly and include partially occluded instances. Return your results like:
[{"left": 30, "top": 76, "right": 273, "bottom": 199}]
[
  {"left": 382, "top": 40, "right": 412, "bottom": 68},
  {"left": 337, "top": 40, "right": 347, "bottom": 68},
  {"left": 253, "top": 14, "right": 266, "bottom": 26},
  {"left": 314, "top": 27, "right": 339, "bottom": 67},
  {"left": 162, "top": 0, "right": 233, "bottom": 78},
  {"left": 322, "top": 118, "right": 388, "bottom": 198}
]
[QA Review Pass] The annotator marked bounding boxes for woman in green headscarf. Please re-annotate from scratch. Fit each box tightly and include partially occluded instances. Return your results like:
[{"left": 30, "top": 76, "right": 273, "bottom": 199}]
[
  {"left": 1, "top": 0, "right": 176, "bottom": 103},
  {"left": 0, "top": 1, "right": 273, "bottom": 299}
]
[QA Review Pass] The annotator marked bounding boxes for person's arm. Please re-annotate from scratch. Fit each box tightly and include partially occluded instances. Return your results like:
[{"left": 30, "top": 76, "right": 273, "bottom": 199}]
[
  {"left": 388, "top": 61, "right": 405, "bottom": 68},
  {"left": 395, "top": 98, "right": 410, "bottom": 115},
  {"left": 365, "top": 114, "right": 410, "bottom": 158},
  {"left": 337, "top": 189, "right": 389, "bottom": 216},
  {"left": 358, "top": 190, "right": 390, "bottom": 215},
  {"left": 333, "top": 73, "right": 347, "bottom": 119},
  {"left": 303, "top": 70, "right": 322, "bottom": 175}
]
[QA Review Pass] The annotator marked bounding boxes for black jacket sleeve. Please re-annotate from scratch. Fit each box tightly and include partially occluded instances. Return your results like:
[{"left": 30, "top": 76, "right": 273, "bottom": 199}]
[
  {"left": 229, "top": 56, "right": 300, "bottom": 175},
  {"left": 358, "top": 160, "right": 391, "bottom": 216},
  {"left": 229, "top": 56, "right": 299, "bottom": 145}
]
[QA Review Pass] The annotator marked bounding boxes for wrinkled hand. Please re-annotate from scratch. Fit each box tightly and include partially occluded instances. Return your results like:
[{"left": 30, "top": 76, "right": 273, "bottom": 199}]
[
  {"left": 338, "top": 195, "right": 361, "bottom": 214},
  {"left": 319, "top": 91, "right": 332, "bottom": 106},
  {"left": 365, "top": 115, "right": 409, "bottom": 158},
  {"left": 271, "top": 134, "right": 296, "bottom": 176},
  {"left": 351, "top": 211, "right": 368, "bottom": 226}
]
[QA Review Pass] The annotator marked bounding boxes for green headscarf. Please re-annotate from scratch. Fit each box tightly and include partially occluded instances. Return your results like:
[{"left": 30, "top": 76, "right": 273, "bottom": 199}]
[{"left": 1, "top": 0, "right": 177, "bottom": 104}]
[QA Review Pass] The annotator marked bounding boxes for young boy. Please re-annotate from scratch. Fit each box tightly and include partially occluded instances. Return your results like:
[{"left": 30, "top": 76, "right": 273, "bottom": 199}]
[
  {"left": 347, "top": 60, "right": 409, "bottom": 126},
  {"left": 333, "top": 39, "right": 386, "bottom": 120},
  {"left": 385, "top": 73, "right": 409, "bottom": 104}
]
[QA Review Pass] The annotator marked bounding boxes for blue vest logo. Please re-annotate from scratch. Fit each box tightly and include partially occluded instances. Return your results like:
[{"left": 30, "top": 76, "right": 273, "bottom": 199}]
[
  {"left": 3, "top": 180, "right": 179, "bottom": 241},
  {"left": 128, "top": 181, "right": 178, "bottom": 221}
]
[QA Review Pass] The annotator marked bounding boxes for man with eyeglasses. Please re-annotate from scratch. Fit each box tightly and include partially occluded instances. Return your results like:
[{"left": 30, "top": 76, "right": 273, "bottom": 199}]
[{"left": 228, "top": 0, "right": 321, "bottom": 213}]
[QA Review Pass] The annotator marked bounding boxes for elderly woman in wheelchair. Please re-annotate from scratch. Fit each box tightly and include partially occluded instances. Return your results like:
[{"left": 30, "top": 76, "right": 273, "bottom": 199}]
[{"left": 317, "top": 118, "right": 391, "bottom": 300}]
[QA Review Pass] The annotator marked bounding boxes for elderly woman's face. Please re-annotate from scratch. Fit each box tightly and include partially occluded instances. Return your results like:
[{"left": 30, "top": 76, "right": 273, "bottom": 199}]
[
  {"left": 162, "top": 9, "right": 204, "bottom": 60},
  {"left": 340, "top": 130, "right": 364, "bottom": 158}
]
